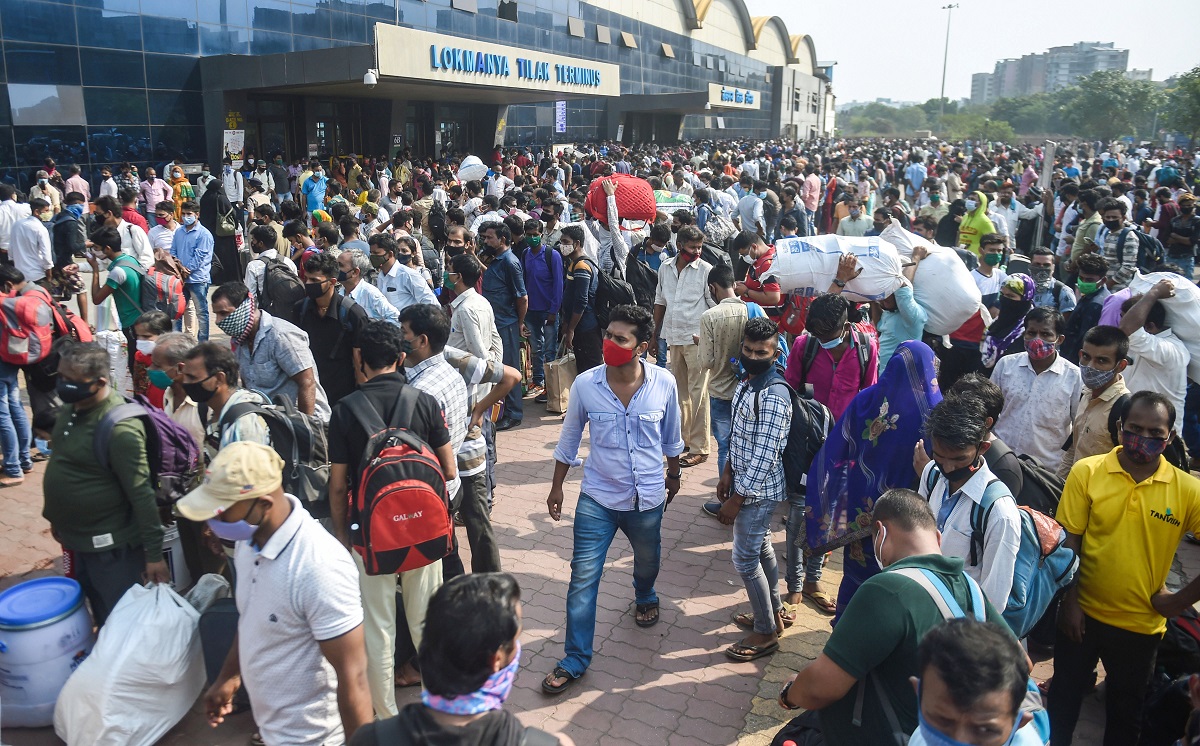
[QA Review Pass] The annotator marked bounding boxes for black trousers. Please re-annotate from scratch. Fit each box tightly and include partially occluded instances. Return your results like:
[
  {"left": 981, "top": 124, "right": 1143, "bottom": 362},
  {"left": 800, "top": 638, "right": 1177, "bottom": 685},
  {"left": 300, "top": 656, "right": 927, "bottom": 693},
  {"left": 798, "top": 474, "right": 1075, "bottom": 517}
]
[
  {"left": 935, "top": 342, "right": 984, "bottom": 391},
  {"left": 459, "top": 471, "right": 501, "bottom": 573},
  {"left": 573, "top": 324, "right": 603, "bottom": 373},
  {"left": 1048, "top": 614, "right": 1162, "bottom": 746},
  {"left": 74, "top": 545, "right": 145, "bottom": 626}
]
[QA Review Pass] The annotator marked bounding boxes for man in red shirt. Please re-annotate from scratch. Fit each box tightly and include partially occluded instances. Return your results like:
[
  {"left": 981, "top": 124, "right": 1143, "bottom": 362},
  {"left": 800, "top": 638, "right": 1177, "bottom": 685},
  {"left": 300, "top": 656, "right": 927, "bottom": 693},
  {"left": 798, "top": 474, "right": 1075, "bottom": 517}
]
[
  {"left": 732, "top": 231, "right": 781, "bottom": 316},
  {"left": 119, "top": 187, "right": 149, "bottom": 233}
]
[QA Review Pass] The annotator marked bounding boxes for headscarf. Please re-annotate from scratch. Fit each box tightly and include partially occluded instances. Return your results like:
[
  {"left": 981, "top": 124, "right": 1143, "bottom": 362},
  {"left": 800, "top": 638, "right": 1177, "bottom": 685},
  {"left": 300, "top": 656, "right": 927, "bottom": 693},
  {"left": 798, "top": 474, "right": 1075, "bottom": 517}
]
[
  {"left": 981, "top": 273, "right": 1034, "bottom": 369},
  {"left": 805, "top": 340, "right": 942, "bottom": 620}
]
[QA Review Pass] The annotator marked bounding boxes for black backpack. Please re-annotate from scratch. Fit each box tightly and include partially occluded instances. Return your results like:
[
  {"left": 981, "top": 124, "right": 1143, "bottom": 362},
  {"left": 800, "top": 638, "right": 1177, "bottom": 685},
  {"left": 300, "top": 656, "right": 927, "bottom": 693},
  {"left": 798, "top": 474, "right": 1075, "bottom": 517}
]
[
  {"left": 625, "top": 244, "right": 658, "bottom": 310},
  {"left": 986, "top": 439, "right": 1064, "bottom": 516},
  {"left": 427, "top": 199, "right": 449, "bottom": 247},
  {"left": 750, "top": 373, "right": 832, "bottom": 498},
  {"left": 258, "top": 256, "right": 304, "bottom": 324},
  {"left": 1116, "top": 226, "right": 1166, "bottom": 269},
  {"left": 582, "top": 250, "right": 635, "bottom": 329},
  {"left": 701, "top": 242, "right": 732, "bottom": 270},
  {"left": 213, "top": 396, "right": 331, "bottom": 518}
]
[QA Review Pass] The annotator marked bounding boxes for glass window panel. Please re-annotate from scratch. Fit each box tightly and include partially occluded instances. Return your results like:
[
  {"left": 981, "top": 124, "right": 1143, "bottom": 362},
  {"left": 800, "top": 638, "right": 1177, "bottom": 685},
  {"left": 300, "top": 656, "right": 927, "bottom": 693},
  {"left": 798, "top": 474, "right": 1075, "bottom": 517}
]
[
  {"left": 0, "top": 127, "right": 14, "bottom": 168},
  {"left": 142, "top": 17, "right": 199, "bottom": 54},
  {"left": 292, "top": 6, "right": 331, "bottom": 37},
  {"left": 151, "top": 126, "right": 204, "bottom": 161},
  {"left": 1, "top": 0, "right": 77, "bottom": 45},
  {"left": 9, "top": 84, "right": 86, "bottom": 126},
  {"left": 330, "top": 11, "right": 368, "bottom": 42},
  {"left": 0, "top": 88, "right": 10, "bottom": 128},
  {"left": 292, "top": 35, "right": 332, "bottom": 52},
  {"left": 251, "top": 1, "right": 293, "bottom": 32},
  {"left": 5, "top": 44, "right": 81, "bottom": 86},
  {"left": 249, "top": 29, "right": 292, "bottom": 54},
  {"left": 497, "top": 0, "right": 517, "bottom": 22},
  {"left": 14, "top": 125, "right": 88, "bottom": 168},
  {"left": 81, "top": 49, "right": 146, "bottom": 88},
  {"left": 145, "top": 54, "right": 200, "bottom": 90},
  {"left": 451, "top": 0, "right": 476, "bottom": 11},
  {"left": 363, "top": 1, "right": 395, "bottom": 21},
  {"left": 198, "top": 0, "right": 250, "bottom": 27},
  {"left": 76, "top": 8, "right": 142, "bottom": 51},
  {"left": 88, "top": 126, "right": 152, "bottom": 164},
  {"left": 76, "top": 0, "right": 140, "bottom": 10},
  {"left": 199, "top": 24, "right": 249, "bottom": 55},
  {"left": 141, "top": 0, "right": 197, "bottom": 16},
  {"left": 148, "top": 90, "right": 203, "bottom": 126},
  {"left": 84, "top": 87, "right": 148, "bottom": 126}
]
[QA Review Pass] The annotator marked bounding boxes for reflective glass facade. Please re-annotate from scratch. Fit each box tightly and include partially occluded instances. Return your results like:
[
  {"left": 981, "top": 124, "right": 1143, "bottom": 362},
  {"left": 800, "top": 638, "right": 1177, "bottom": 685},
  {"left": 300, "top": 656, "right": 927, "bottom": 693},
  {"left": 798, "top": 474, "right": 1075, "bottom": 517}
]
[{"left": 0, "top": 0, "right": 778, "bottom": 188}]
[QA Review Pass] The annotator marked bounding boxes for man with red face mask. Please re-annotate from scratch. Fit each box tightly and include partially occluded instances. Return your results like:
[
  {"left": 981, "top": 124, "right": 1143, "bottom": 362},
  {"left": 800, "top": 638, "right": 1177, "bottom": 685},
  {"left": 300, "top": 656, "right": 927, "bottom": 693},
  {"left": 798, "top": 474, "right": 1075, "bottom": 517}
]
[{"left": 542, "top": 304, "right": 684, "bottom": 697}]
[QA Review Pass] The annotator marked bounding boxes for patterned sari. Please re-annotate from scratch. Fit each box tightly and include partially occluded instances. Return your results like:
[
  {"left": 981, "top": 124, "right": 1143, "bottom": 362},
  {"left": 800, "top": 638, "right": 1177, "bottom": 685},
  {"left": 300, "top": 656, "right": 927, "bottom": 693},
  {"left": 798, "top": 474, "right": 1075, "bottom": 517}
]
[{"left": 804, "top": 340, "right": 942, "bottom": 621}]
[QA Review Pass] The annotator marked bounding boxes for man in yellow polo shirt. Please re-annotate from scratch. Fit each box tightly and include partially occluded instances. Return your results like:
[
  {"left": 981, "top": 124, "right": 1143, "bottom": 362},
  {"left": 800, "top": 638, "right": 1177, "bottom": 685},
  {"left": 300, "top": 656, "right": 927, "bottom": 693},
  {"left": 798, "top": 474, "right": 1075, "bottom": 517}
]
[{"left": 1050, "top": 390, "right": 1200, "bottom": 746}]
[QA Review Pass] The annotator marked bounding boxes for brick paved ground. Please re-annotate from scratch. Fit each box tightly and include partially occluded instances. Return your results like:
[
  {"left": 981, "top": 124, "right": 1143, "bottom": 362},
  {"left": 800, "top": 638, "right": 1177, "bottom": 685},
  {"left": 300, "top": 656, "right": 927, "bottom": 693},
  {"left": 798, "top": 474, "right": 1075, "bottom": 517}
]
[{"left": 0, "top": 396, "right": 1188, "bottom": 744}]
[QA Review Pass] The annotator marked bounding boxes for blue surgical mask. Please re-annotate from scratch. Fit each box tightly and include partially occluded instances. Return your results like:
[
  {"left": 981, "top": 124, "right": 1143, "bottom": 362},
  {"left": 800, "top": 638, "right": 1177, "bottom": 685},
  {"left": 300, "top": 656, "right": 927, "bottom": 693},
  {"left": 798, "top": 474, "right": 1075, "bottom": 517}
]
[
  {"left": 965, "top": 199, "right": 978, "bottom": 211},
  {"left": 182, "top": 215, "right": 197, "bottom": 227},
  {"left": 818, "top": 326, "right": 846, "bottom": 349},
  {"left": 206, "top": 499, "right": 261, "bottom": 543},
  {"left": 915, "top": 693, "right": 1023, "bottom": 746}
]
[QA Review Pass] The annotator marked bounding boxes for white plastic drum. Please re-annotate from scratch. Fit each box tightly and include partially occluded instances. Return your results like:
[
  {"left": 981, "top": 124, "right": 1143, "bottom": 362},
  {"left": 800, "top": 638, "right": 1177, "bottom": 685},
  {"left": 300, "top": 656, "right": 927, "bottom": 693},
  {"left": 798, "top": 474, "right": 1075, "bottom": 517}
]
[
  {"left": 162, "top": 523, "right": 193, "bottom": 592},
  {"left": 0, "top": 577, "right": 95, "bottom": 727}
]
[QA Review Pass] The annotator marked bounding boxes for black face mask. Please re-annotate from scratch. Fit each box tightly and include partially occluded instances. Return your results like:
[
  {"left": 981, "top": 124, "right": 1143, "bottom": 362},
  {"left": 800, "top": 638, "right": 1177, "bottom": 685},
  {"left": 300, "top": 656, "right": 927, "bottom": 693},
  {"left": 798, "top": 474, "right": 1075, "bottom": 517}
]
[
  {"left": 57, "top": 378, "right": 98, "bottom": 404},
  {"left": 304, "top": 281, "right": 328, "bottom": 300},
  {"left": 739, "top": 355, "right": 774, "bottom": 377},
  {"left": 181, "top": 375, "right": 217, "bottom": 403},
  {"left": 937, "top": 453, "right": 982, "bottom": 484}
]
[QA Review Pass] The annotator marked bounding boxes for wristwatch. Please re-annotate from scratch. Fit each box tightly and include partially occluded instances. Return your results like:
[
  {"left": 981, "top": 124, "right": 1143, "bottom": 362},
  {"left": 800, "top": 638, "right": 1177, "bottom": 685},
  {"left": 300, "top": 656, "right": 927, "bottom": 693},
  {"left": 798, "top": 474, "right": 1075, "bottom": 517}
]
[
  {"left": 832, "top": 278, "right": 847, "bottom": 288},
  {"left": 779, "top": 680, "right": 801, "bottom": 710},
  {"left": 666, "top": 471, "right": 682, "bottom": 480}
]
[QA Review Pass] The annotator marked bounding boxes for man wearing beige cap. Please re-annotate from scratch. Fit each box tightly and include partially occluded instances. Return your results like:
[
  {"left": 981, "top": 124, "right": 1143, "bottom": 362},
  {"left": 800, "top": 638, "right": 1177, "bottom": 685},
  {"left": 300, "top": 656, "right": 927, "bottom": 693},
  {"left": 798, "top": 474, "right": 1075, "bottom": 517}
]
[{"left": 178, "top": 441, "right": 372, "bottom": 746}]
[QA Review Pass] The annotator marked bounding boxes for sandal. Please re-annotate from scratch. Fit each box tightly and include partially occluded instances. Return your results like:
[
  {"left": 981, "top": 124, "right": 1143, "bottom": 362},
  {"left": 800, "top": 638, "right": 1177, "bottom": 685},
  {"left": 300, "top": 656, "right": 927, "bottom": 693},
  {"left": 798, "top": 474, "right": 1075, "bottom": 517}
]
[
  {"left": 724, "top": 640, "right": 779, "bottom": 662},
  {"left": 680, "top": 453, "right": 708, "bottom": 468},
  {"left": 250, "top": 732, "right": 265, "bottom": 746},
  {"left": 732, "top": 610, "right": 794, "bottom": 631},
  {"left": 542, "top": 666, "right": 580, "bottom": 695},
  {"left": 803, "top": 589, "right": 837, "bottom": 615},
  {"left": 635, "top": 602, "right": 660, "bottom": 628}
]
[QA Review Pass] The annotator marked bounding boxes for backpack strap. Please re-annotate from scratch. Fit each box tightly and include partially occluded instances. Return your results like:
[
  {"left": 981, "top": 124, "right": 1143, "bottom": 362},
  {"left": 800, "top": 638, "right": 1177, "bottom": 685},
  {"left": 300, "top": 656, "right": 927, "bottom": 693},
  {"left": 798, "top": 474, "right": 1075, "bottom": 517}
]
[
  {"left": 968, "top": 479, "right": 1007, "bottom": 568},
  {"left": 1051, "top": 282, "right": 1063, "bottom": 306},
  {"left": 889, "top": 567, "right": 987, "bottom": 623},
  {"left": 799, "top": 335, "right": 819, "bottom": 388},
  {"left": 93, "top": 400, "right": 144, "bottom": 470},
  {"left": 851, "top": 329, "right": 871, "bottom": 389},
  {"left": 519, "top": 725, "right": 561, "bottom": 746},
  {"left": 1116, "top": 227, "right": 1132, "bottom": 265}
]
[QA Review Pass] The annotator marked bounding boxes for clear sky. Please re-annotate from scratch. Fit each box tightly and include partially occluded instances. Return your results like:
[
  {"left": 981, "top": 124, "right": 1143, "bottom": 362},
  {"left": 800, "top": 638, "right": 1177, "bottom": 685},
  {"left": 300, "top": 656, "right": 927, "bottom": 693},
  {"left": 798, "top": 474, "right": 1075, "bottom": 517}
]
[{"left": 745, "top": 0, "right": 1199, "bottom": 104}]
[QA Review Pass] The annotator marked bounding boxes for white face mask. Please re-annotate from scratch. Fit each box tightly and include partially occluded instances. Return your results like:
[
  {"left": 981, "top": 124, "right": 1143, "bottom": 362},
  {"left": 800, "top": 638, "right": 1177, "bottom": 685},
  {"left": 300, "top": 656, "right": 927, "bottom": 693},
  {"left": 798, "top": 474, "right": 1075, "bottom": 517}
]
[
  {"left": 740, "top": 252, "right": 754, "bottom": 265},
  {"left": 873, "top": 525, "right": 888, "bottom": 571},
  {"left": 135, "top": 339, "right": 156, "bottom": 355}
]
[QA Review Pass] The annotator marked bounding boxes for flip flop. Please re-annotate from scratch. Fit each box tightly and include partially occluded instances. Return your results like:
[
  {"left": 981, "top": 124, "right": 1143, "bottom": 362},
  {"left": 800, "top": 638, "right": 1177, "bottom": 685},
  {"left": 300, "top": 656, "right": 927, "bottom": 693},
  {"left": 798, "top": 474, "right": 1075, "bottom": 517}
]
[
  {"left": 803, "top": 589, "right": 837, "bottom": 615},
  {"left": 724, "top": 640, "right": 779, "bottom": 662},
  {"left": 635, "top": 602, "right": 660, "bottom": 628},
  {"left": 542, "top": 666, "right": 580, "bottom": 695},
  {"left": 732, "top": 610, "right": 794, "bottom": 631}
]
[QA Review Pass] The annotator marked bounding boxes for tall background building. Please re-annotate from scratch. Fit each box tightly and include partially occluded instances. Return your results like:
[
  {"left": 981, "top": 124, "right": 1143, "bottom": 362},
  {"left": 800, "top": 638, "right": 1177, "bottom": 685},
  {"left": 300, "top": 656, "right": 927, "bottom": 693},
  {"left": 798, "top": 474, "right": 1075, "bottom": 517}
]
[{"left": 970, "top": 42, "right": 1134, "bottom": 105}]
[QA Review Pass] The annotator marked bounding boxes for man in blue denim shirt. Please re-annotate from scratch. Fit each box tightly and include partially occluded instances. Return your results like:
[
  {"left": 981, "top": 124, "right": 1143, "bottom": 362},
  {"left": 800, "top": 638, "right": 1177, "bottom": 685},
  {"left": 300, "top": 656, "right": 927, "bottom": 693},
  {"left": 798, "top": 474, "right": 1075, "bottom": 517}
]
[
  {"left": 479, "top": 222, "right": 528, "bottom": 430},
  {"left": 542, "top": 305, "right": 684, "bottom": 696},
  {"left": 716, "top": 317, "right": 791, "bottom": 663},
  {"left": 171, "top": 200, "right": 213, "bottom": 341}
]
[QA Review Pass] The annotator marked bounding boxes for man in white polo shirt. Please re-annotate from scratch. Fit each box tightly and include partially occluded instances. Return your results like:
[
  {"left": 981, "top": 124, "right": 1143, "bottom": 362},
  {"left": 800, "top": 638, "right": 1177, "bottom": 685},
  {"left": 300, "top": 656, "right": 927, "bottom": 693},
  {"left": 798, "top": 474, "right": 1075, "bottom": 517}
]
[{"left": 177, "top": 441, "right": 372, "bottom": 746}]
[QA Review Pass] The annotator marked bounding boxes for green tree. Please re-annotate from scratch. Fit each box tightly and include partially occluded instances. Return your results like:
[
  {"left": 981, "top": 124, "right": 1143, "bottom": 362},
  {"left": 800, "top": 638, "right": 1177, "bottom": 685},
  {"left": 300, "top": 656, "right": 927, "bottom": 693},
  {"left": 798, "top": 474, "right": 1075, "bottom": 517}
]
[
  {"left": 941, "top": 112, "right": 1015, "bottom": 142},
  {"left": 920, "top": 97, "right": 958, "bottom": 124},
  {"left": 1060, "top": 70, "right": 1165, "bottom": 141},
  {"left": 1163, "top": 66, "right": 1200, "bottom": 144}
]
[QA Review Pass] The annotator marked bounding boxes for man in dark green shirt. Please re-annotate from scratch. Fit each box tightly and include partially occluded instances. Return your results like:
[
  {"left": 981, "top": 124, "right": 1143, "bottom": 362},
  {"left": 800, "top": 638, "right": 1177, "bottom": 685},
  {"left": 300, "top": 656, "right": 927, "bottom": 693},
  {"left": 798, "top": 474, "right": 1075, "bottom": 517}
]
[
  {"left": 778, "top": 488, "right": 1009, "bottom": 745},
  {"left": 42, "top": 340, "right": 167, "bottom": 624}
]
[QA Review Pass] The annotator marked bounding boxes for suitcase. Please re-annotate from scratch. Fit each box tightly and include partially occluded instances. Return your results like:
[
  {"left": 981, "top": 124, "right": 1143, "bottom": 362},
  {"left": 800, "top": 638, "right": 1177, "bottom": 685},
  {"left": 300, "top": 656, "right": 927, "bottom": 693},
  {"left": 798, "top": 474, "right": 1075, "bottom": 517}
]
[{"left": 198, "top": 597, "right": 250, "bottom": 710}]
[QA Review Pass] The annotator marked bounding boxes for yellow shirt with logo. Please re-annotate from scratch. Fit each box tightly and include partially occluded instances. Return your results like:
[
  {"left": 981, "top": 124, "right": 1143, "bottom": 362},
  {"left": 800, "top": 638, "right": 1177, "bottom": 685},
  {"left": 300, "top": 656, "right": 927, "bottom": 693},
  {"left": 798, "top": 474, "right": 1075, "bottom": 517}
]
[{"left": 1058, "top": 449, "right": 1200, "bottom": 635}]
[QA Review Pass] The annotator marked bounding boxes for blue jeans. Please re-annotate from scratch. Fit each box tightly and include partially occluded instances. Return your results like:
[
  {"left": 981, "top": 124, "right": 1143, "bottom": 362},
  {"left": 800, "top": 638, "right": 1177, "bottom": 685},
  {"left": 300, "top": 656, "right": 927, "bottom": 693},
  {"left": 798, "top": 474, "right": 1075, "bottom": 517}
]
[
  {"left": 732, "top": 499, "right": 781, "bottom": 635},
  {"left": 1170, "top": 254, "right": 1195, "bottom": 282},
  {"left": 498, "top": 322, "right": 523, "bottom": 421},
  {"left": 183, "top": 282, "right": 210, "bottom": 342},
  {"left": 1185, "top": 382, "right": 1200, "bottom": 457},
  {"left": 560, "top": 492, "right": 663, "bottom": 677},
  {"left": 786, "top": 491, "right": 824, "bottom": 594},
  {"left": 0, "top": 366, "right": 31, "bottom": 477},
  {"left": 656, "top": 336, "right": 668, "bottom": 368},
  {"left": 525, "top": 310, "right": 558, "bottom": 387},
  {"left": 709, "top": 397, "right": 733, "bottom": 476}
]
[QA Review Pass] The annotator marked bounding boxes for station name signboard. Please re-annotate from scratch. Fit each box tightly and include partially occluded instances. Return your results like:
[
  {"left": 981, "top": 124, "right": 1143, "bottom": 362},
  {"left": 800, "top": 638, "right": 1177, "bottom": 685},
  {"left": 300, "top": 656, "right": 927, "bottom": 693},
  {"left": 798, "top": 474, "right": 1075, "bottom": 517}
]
[
  {"left": 376, "top": 24, "right": 620, "bottom": 97},
  {"left": 707, "top": 83, "right": 760, "bottom": 110}
]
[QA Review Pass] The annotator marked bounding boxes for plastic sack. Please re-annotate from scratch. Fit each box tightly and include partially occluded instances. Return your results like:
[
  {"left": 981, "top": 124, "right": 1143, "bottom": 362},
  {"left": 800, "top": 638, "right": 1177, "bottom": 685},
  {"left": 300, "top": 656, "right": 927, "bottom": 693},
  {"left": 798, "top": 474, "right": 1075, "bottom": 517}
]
[
  {"left": 456, "top": 155, "right": 487, "bottom": 184},
  {"left": 95, "top": 330, "right": 134, "bottom": 397},
  {"left": 54, "top": 583, "right": 205, "bottom": 746},
  {"left": 770, "top": 234, "right": 905, "bottom": 302},
  {"left": 882, "top": 221, "right": 985, "bottom": 336},
  {"left": 1128, "top": 271, "right": 1200, "bottom": 382},
  {"left": 584, "top": 173, "right": 656, "bottom": 223},
  {"left": 184, "top": 573, "right": 231, "bottom": 614}
]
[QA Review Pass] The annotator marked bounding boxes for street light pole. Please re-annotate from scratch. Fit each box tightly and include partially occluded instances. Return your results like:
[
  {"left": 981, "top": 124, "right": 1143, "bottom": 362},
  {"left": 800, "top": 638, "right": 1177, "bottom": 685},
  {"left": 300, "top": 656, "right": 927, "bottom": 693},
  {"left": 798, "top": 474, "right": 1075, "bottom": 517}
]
[{"left": 938, "top": 3, "right": 958, "bottom": 133}]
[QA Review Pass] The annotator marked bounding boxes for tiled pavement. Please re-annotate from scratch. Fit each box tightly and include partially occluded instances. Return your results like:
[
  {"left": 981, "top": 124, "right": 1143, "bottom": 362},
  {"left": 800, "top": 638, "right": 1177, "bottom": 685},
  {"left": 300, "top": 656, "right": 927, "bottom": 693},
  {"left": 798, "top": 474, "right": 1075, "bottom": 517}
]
[{"left": 0, "top": 397, "right": 1180, "bottom": 744}]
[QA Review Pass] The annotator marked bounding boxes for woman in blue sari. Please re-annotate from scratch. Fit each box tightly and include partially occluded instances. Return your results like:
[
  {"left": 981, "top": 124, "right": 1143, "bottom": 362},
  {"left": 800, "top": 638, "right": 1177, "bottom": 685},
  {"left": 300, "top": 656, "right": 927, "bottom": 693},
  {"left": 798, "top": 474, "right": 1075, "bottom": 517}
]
[{"left": 804, "top": 339, "right": 942, "bottom": 622}]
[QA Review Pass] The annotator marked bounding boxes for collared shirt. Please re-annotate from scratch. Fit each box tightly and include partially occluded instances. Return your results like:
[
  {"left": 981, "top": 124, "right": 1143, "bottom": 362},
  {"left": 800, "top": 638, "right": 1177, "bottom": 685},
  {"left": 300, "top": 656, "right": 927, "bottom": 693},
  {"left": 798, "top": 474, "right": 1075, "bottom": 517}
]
[
  {"left": 171, "top": 222, "right": 214, "bottom": 284},
  {"left": 654, "top": 255, "right": 715, "bottom": 345},
  {"left": 698, "top": 298, "right": 748, "bottom": 400},
  {"left": 1102, "top": 224, "right": 1140, "bottom": 273},
  {"left": 919, "top": 459, "right": 1022, "bottom": 610},
  {"left": 730, "top": 376, "right": 791, "bottom": 502},
  {"left": 448, "top": 288, "right": 503, "bottom": 365},
  {"left": 783, "top": 332, "right": 880, "bottom": 420},
  {"left": 735, "top": 194, "right": 765, "bottom": 235},
  {"left": 876, "top": 284, "right": 928, "bottom": 368},
  {"left": 373, "top": 258, "right": 437, "bottom": 314},
  {"left": 836, "top": 214, "right": 872, "bottom": 237},
  {"left": 801, "top": 174, "right": 821, "bottom": 211},
  {"left": 1070, "top": 211, "right": 1103, "bottom": 261},
  {"left": 991, "top": 352, "right": 1082, "bottom": 472},
  {"left": 1059, "top": 450, "right": 1200, "bottom": 635},
  {"left": 346, "top": 280, "right": 400, "bottom": 324},
  {"left": 237, "top": 312, "right": 332, "bottom": 422},
  {"left": 1058, "top": 377, "right": 1129, "bottom": 479},
  {"left": 406, "top": 352, "right": 469, "bottom": 498},
  {"left": 64, "top": 174, "right": 90, "bottom": 207},
  {"left": 147, "top": 223, "right": 176, "bottom": 252},
  {"left": 553, "top": 361, "right": 685, "bottom": 511},
  {"left": 440, "top": 346, "right": 506, "bottom": 475},
  {"left": 0, "top": 199, "right": 31, "bottom": 251},
  {"left": 521, "top": 245, "right": 563, "bottom": 314},
  {"left": 234, "top": 495, "right": 362, "bottom": 746},
  {"left": 138, "top": 178, "right": 171, "bottom": 208},
  {"left": 245, "top": 249, "right": 298, "bottom": 299},
  {"left": 1126, "top": 327, "right": 1189, "bottom": 433},
  {"left": 10, "top": 215, "right": 53, "bottom": 282},
  {"left": 482, "top": 248, "right": 527, "bottom": 328},
  {"left": 205, "top": 389, "right": 271, "bottom": 463},
  {"left": 98, "top": 177, "right": 118, "bottom": 200},
  {"left": 163, "top": 388, "right": 204, "bottom": 458},
  {"left": 1032, "top": 281, "right": 1077, "bottom": 315}
]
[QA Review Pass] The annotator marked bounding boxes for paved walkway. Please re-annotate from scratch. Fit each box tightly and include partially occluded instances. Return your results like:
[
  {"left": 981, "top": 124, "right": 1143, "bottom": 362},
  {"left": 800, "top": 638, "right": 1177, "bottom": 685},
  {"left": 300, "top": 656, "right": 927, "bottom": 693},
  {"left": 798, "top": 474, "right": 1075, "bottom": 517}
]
[{"left": 0, "top": 398, "right": 1182, "bottom": 744}]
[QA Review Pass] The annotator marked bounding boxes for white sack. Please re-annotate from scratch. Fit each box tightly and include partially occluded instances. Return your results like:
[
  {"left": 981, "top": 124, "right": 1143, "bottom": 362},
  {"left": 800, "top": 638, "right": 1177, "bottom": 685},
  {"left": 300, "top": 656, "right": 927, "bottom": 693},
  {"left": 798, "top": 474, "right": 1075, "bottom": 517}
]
[
  {"left": 54, "top": 584, "right": 205, "bottom": 746},
  {"left": 770, "top": 234, "right": 905, "bottom": 302},
  {"left": 456, "top": 155, "right": 488, "bottom": 183},
  {"left": 882, "top": 221, "right": 986, "bottom": 336},
  {"left": 1128, "top": 271, "right": 1200, "bottom": 382}
]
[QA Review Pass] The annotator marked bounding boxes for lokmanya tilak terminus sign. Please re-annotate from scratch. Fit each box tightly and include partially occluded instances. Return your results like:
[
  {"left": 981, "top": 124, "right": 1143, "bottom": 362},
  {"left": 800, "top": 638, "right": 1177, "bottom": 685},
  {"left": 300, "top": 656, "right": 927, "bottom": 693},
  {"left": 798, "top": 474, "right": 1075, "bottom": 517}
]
[{"left": 376, "top": 24, "right": 620, "bottom": 97}]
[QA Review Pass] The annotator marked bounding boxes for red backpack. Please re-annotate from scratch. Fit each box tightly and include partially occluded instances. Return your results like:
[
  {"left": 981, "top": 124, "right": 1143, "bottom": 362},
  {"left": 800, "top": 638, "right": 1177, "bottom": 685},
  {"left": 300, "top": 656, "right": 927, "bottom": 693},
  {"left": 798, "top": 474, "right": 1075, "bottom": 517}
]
[
  {"left": 0, "top": 285, "right": 56, "bottom": 365},
  {"left": 344, "top": 386, "right": 452, "bottom": 576},
  {"left": 111, "top": 255, "right": 187, "bottom": 320}
]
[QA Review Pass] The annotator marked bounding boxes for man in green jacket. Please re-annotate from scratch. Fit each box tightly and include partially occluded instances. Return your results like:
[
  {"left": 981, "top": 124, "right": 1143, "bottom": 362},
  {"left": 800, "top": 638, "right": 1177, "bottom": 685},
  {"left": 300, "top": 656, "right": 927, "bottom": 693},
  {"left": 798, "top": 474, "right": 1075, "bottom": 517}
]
[{"left": 42, "top": 339, "right": 168, "bottom": 624}]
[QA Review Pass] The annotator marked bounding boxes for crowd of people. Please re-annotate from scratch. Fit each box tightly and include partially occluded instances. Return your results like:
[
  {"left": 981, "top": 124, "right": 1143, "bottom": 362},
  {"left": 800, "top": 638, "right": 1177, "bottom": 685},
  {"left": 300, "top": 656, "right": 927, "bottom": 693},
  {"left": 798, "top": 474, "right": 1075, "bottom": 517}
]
[{"left": 4, "top": 134, "right": 1200, "bottom": 746}]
